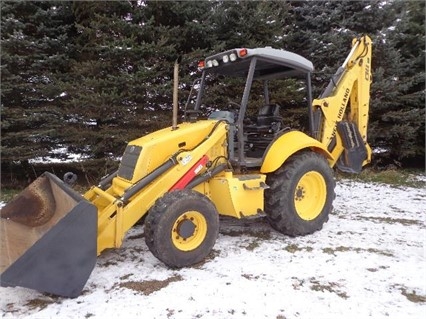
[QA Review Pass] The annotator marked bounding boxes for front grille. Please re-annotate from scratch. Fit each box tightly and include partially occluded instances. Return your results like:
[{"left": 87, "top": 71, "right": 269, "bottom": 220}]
[{"left": 117, "top": 145, "right": 142, "bottom": 181}]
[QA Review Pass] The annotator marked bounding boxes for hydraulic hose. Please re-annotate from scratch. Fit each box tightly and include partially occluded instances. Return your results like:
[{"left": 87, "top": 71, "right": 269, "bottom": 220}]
[
  {"left": 98, "top": 170, "right": 118, "bottom": 190},
  {"left": 121, "top": 156, "right": 178, "bottom": 203},
  {"left": 185, "top": 163, "right": 227, "bottom": 190}
]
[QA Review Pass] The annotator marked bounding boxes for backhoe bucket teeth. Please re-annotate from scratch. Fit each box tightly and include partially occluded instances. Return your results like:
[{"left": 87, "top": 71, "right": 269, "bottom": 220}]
[{"left": 0, "top": 172, "right": 97, "bottom": 298}]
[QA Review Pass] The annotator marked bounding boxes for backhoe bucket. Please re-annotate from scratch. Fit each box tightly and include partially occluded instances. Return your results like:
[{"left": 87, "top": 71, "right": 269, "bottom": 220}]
[{"left": 0, "top": 172, "right": 97, "bottom": 298}]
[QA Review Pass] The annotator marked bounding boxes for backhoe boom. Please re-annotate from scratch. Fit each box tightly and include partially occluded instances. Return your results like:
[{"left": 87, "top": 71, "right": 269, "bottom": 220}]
[{"left": 312, "top": 35, "right": 372, "bottom": 172}]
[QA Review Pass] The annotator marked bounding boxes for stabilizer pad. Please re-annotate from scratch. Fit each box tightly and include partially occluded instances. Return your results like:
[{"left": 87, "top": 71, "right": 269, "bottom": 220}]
[{"left": 336, "top": 121, "right": 367, "bottom": 174}]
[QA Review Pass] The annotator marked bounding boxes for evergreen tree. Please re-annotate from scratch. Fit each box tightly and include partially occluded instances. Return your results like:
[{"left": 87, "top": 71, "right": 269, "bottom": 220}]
[
  {"left": 208, "top": 0, "right": 291, "bottom": 50},
  {"left": 134, "top": 1, "right": 215, "bottom": 122},
  {"left": 64, "top": 1, "right": 215, "bottom": 159},
  {"left": 62, "top": 1, "right": 142, "bottom": 158},
  {"left": 370, "top": 0, "right": 425, "bottom": 165},
  {"left": 1, "top": 1, "right": 76, "bottom": 163},
  {"left": 285, "top": 1, "right": 394, "bottom": 94},
  {"left": 1, "top": 0, "right": 423, "bottom": 172}
]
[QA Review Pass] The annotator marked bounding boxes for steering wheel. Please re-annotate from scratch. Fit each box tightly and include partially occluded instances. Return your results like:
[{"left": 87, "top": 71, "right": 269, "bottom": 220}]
[{"left": 228, "top": 100, "right": 240, "bottom": 109}]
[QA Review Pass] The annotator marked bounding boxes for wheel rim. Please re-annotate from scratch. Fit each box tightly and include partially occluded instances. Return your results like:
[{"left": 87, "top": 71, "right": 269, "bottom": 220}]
[
  {"left": 294, "top": 171, "right": 327, "bottom": 221},
  {"left": 171, "top": 211, "right": 207, "bottom": 251}
]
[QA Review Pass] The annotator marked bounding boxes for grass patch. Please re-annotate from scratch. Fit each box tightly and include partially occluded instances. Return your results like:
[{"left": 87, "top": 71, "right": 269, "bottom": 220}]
[
  {"left": 310, "top": 278, "right": 349, "bottom": 299},
  {"left": 245, "top": 240, "right": 261, "bottom": 251},
  {"left": 0, "top": 188, "right": 20, "bottom": 203},
  {"left": 242, "top": 273, "right": 260, "bottom": 280},
  {"left": 322, "top": 246, "right": 394, "bottom": 257},
  {"left": 337, "top": 168, "right": 425, "bottom": 188},
  {"left": 285, "top": 244, "right": 313, "bottom": 253},
  {"left": 24, "top": 297, "right": 58, "bottom": 311},
  {"left": 401, "top": 289, "right": 426, "bottom": 303},
  {"left": 392, "top": 284, "right": 426, "bottom": 303},
  {"left": 225, "top": 229, "right": 273, "bottom": 251},
  {"left": 120, "top": 274, "right": 132, "bottom": 280},
  {"left": 358, "top": 216, "right": 422, "bottom": 226},
  {"left": 118, "top": 274, "right": 183, "bottom": 295}
]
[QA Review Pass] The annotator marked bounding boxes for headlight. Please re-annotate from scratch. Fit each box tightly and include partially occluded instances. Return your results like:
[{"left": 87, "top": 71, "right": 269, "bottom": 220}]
[
  {"left": 230, "top": 53, "right": 237, "bottom": 61},
  {"left": 223, "top": 55, "right": 229, "bottom": 63}
]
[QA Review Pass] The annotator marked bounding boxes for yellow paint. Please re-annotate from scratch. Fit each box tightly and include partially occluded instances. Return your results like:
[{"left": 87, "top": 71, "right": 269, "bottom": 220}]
[
  {"left": 261, "top": 131, "right": 333, "bottom": 173},
  {"left": 171, "top": 211, "right": 207, "bottom": 251},
  {"left": 294, "top": 171, "right": 327, "bottom": 221},
  {"left": 312, "top": 35, "right": 372, "bottom": 167},
  {"left": 209, "top": 171, "right": 266, "bottom": 218}
]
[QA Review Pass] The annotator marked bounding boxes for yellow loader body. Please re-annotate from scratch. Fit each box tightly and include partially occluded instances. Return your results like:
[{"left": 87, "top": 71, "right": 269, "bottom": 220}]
[{"left": 0, "top": 36, "right": 372, "bottom": 298}]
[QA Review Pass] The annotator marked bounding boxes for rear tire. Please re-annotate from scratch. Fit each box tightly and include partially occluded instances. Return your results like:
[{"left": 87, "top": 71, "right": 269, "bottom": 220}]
[
  {"left": 265, "top": 151, "right": 335, "bottom": 236},
  {"left": 144, "top": 190, "right": 219, "bottom": 268}
]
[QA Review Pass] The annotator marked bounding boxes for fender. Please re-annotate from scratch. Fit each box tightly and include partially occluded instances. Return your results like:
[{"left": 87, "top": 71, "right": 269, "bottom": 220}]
[{"left": 260, "top": 131, "right": 334, "bottom": 173}]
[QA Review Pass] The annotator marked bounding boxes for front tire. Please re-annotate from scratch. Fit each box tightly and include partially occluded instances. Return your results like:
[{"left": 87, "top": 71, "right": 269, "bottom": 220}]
[
  {"left": 265, "top": 151, "right": 335, "bottom": 236},
  {"left": 144, "top": 190, "right": 219, "bottom": 268}
]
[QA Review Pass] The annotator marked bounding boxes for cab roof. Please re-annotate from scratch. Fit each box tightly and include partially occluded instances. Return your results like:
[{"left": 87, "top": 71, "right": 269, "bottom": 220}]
[{"left": 203, "top": 47, "right": 314, "bottom": 79}]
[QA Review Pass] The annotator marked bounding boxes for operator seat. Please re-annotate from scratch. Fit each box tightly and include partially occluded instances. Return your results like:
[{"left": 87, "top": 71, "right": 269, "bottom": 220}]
[
  {"left": 245, "top": 104, "right": 284, "bottom": 155},
  {"left": 246, "top": 104, "right": 282, "bottom": 133}
]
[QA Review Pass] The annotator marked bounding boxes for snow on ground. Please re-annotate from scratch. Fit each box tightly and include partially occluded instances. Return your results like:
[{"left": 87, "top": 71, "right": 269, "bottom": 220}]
[{"left": 1, "top": 178, "right": 425, "bottom": 319}]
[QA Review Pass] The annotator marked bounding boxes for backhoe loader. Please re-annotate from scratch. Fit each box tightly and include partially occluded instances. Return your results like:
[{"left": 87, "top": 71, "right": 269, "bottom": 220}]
[{"left": 0, "top": 36, "right": 372, "bottom": 297}]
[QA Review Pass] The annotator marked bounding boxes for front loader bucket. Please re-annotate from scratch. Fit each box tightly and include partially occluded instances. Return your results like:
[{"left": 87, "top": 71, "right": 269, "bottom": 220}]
[{"left": 0, "top": 172, "right": 97, "bottom": 298}]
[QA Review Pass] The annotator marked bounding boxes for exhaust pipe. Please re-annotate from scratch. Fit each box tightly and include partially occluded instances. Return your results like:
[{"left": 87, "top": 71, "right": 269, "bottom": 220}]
[{"left": 172, "top": 56, "right": 182, "bottom": 130}]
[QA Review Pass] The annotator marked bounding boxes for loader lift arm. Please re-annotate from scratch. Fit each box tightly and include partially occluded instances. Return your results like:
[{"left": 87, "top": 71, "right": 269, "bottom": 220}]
[{"left": 312, "top": 35, "right": 372, "bottom": 173}]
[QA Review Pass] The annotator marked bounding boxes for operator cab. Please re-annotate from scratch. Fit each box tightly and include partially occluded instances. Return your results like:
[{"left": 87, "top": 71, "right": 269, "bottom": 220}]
[{"left": 185, "top": 47, "right": 315, "bottom": 170}]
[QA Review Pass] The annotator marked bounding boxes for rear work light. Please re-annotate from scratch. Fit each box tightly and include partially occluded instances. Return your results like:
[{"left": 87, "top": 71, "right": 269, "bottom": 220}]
[
  {"left": 238, "top": 48, "right": 248, "bottom": 57},
  {"left": 206, "top": 59, "right": 219, "bottom": 68},
  {"left": 199, "top": 48, "right": 246, "bottom": 70},
  {"left": 222, "top": 51, "right": 239, "bottom": 63}
]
